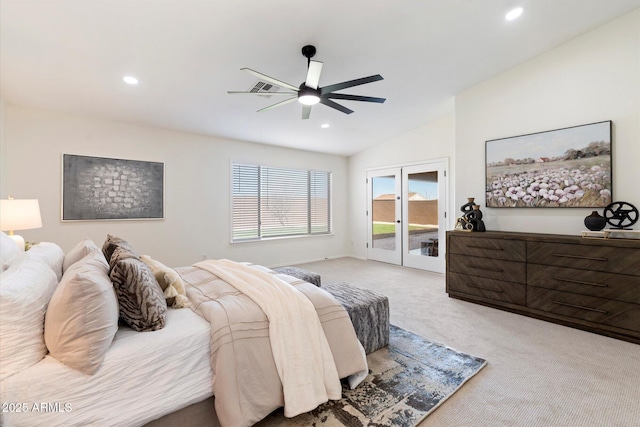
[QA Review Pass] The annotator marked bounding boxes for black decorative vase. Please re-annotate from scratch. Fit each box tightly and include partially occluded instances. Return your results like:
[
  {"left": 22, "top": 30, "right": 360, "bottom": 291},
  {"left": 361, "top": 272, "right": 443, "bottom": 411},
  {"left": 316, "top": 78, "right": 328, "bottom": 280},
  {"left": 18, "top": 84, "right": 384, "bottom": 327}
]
[
  {"left": 460, "top": 197, "right": 475, "bottom": 215},
  {"left": 464, "top": 205, "right": 486, "bottom": 232},
  {"left": 584, "top": 211, "right": 607, "bottom": 231}
]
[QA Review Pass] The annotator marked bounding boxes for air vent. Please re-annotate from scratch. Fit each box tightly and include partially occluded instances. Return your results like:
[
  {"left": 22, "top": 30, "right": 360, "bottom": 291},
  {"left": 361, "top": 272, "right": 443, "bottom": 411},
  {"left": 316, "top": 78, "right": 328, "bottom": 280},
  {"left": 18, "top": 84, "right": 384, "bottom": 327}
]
[{"left": 248, "top": 80, "right": 281, "bottom": 98}]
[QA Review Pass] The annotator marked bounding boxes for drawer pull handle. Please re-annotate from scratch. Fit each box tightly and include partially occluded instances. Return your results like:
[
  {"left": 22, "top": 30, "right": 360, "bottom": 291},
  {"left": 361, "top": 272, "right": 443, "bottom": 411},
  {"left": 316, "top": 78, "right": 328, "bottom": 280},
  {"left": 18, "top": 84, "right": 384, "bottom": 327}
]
[
  {"left": 469, "top": 284, "right": 504, "bottom": 293},
  {"left": 468, "top": 264, "right": 504, "bottom": 273},
  {"left": 467, "top": 245, "right": 504, "bottom": 251},
  {"left": 556, "top": 277, "right": 608, "bottom": 288},
  {"left": 552, "top": 253, "right": 608, "bottom": 262},
  {"left": 552, "top": 300, "right": 608, "bottom": 314}
]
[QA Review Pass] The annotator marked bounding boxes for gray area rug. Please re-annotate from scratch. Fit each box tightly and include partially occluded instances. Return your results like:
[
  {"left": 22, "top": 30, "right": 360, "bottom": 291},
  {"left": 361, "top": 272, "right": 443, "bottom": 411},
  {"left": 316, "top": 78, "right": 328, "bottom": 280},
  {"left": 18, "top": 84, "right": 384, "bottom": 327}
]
[{"left": 259, "top": 325, "right": 487, "bottom": 426}]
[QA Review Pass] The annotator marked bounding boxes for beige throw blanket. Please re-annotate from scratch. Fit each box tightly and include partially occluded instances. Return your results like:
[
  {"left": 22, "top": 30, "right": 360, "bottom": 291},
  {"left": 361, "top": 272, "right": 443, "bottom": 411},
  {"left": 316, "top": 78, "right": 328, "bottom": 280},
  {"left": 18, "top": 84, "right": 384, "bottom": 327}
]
[{"left": 194, "top": 259, "right": 341, "bottom": 417}]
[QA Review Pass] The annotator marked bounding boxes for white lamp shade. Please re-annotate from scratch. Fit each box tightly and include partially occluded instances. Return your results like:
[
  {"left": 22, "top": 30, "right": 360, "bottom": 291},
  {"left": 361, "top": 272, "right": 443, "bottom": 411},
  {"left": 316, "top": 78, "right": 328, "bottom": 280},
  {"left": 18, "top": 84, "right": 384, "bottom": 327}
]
[{"left": 0, "top": 199, "right": 43, "bottom": 232}]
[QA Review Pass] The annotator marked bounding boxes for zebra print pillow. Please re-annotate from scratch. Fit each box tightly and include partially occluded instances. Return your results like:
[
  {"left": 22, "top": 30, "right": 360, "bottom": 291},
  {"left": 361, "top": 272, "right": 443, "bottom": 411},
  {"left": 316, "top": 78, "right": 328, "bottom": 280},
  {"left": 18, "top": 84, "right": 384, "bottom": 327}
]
[
  {"left": 102, "top": 234, "right": 137, "bottom": 264},
  {"left": 109, "top": 247, "right": 167, "bottom": 332}
]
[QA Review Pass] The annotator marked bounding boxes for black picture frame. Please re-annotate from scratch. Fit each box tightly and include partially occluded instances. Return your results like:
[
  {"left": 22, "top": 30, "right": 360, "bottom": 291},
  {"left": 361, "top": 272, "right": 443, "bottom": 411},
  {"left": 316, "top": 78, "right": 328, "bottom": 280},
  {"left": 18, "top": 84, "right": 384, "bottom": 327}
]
[
  {"left": 62, "top": 154, "right": 164, "bottom": 221},
  {"left": 485, "top": 121, "right": 612, "bottom": 208}
]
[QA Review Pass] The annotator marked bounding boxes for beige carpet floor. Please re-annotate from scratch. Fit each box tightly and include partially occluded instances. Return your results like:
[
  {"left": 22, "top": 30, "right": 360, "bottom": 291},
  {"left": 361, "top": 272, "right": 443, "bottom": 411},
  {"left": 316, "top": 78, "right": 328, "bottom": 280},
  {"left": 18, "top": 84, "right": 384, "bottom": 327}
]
[{"left": 293, "top": 257, "right": 640, "bottom": 427}]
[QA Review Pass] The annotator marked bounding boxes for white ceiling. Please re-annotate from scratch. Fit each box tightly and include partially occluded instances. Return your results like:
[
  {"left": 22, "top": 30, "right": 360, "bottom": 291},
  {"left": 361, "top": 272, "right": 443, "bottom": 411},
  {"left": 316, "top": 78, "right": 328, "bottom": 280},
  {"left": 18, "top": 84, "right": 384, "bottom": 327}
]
[{"left": 1, "top": 0, "right": 638, "bottom": 156}]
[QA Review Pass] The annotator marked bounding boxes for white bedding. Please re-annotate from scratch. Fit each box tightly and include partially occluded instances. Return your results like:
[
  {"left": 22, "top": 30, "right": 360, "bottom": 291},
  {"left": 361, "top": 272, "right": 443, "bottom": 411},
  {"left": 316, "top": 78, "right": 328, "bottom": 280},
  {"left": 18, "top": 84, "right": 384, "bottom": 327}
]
[
  {"left": 0, "top": 308, "right": 213, "bottom": 427},
  {"left": 194, "top": 260, "right": 341, "bottom": 417},
  {"left": 180, "top": 262, "right": 368, "bottom": 427}
]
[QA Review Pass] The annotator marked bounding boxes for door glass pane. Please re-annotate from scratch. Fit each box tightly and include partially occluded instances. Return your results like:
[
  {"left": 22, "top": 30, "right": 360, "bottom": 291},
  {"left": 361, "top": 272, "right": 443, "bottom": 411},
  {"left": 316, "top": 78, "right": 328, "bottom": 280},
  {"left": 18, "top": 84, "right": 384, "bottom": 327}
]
[
  {"left": 407, "top": 171, "right": 439, "bottom": 257},
  {"left": 371, "top": 176, "right": 396, "bottom": 250}
]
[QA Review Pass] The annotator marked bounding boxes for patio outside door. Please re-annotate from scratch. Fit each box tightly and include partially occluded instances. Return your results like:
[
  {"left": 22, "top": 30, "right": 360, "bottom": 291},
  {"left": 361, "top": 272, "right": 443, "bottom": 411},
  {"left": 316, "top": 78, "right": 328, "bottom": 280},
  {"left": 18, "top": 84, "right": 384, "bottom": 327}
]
[{"left": 367, "top": 160, "right": 447, "bottom": 273}]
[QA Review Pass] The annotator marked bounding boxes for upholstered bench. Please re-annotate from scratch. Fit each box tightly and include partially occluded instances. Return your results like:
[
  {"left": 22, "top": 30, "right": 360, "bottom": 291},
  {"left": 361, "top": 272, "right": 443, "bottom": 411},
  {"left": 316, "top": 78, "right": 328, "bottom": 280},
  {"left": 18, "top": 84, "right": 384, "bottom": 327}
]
[
  {"left": 322, "top": 282, "right": 390, "bottom": 354},
  {"left": 273, "top": 266, "right": 321, "bottom": 287}
]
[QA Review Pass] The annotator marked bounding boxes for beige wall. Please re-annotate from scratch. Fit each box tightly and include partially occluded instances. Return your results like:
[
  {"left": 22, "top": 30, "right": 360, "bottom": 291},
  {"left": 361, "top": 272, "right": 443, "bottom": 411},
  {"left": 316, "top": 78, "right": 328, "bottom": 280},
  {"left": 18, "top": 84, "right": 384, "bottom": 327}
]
[
  {"left": 2, "top": 107, "right": 350, "bottom": 267},
  {"left": 348, "top": 9, "right": 639, "bottom": 259},
  {"left": 348, "top": 114, "right": 456, "bottom": 259},
  {"left": 0, "top": 96, "right": 6, "bottom": 197},
  {"left": 455, "top": 9, "right": 640, "bottom": 235},
  {"left": 3, "top": 9, "right": 638, "bottom": 266}
]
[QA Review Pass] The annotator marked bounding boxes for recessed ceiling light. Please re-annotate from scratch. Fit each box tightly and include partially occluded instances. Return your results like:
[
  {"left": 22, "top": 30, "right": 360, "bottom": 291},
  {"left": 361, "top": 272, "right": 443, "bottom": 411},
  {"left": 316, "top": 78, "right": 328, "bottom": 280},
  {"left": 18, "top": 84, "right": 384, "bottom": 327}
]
[
  {"left": 123, "top": 75, "right": 139, "bottom": 85},
  {"left": 505, "top": 7, "right": 523, "bottom": 21},
  {"left": 321, "top": 124, "right": 330, "bottom": 129}
]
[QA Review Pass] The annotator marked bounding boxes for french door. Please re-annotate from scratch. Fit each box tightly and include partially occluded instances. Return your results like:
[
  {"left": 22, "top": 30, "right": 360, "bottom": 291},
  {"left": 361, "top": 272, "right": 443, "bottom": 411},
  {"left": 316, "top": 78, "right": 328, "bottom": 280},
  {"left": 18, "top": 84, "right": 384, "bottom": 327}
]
[
  {"left": 367, "top": 159, "right": 448, "bottom": 273},
  {"left": 366, "top": 168, "right": 402, "bottom": 265}
]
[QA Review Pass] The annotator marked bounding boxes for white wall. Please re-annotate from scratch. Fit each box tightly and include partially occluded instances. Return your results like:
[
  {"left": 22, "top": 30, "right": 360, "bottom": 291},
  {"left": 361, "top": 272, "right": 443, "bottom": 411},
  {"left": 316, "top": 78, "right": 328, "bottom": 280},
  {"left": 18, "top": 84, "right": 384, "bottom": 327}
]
[
  {"left": 3, "top": 106, "right": 350, "bottom": 267},
  {"left": 347, "top": 114, "right": 456, "bottom": 259},
  {"left": 455, "top": 9, "right": 640, "bottom": 234}
]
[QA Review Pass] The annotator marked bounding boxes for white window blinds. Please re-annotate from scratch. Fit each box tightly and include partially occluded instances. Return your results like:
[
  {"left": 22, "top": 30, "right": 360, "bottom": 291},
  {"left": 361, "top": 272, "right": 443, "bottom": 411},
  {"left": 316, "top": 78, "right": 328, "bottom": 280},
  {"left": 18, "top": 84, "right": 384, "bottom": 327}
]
[{"left": 232, "top": 163, "right": 331, "bottom": 241}]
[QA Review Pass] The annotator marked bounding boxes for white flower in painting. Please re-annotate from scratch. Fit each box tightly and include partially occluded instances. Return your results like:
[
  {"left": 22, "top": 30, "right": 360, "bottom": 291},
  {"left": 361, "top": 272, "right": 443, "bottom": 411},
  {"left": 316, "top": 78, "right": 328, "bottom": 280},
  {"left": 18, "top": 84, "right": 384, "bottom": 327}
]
[
  {"left": 522, "top": 195, "right": 534, "bottom": 204},
  {"left": 492, "top": 181, "right": 502, "bottom": 189},
  {"left": 527, "top": 183, "right": 541, "bottom": 196},
  {"left": 498, "top": 196, "right": 507, "bottom": 204},
  {"left": 600, "top": 189, "right": 611, "bottom": 199},
  {"left": 591, "top": 165, "right": 602, "bottom": 172}
]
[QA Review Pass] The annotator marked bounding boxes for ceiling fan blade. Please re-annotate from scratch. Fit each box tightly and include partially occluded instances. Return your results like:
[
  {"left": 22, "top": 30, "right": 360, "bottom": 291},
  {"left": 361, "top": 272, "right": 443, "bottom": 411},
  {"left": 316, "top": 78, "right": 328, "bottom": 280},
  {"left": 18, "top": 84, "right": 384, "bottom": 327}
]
[
  {"left": 302, "top": 105, "right": 312, "bottom": 120},
  {"left": 323, "top": 93, "right": 386, "bottom": 103},
  {"left": 227, "top": 91, "right": 298, "bottom": 95},
  {"left": 257, "top": 97, "right": 297, "bottom": 112},
  {"left": 320, "top": 74, "right": 384, "bottom": 95},
  {"left": 241, "top": 68, "right": 299, "bottom": 92},
  {"left": 305, "top": 60, "right": 323, "bottom": 89},
  {"left": 320, "top": 98, "right": 354, "bottom": 115}
]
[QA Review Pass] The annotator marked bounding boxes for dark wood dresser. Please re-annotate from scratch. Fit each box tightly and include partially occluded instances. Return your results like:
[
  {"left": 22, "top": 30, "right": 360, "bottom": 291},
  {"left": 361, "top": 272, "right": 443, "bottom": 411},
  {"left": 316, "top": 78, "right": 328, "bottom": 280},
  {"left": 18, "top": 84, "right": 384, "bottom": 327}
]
[{"left": 446, "top": 230, "right": 640, "bottom": 344}]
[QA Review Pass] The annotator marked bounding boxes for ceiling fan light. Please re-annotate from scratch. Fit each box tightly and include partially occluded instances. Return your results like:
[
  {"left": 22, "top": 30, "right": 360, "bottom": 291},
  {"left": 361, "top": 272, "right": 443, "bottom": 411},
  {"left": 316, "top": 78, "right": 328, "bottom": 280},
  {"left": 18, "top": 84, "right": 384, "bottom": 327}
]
[
  {"left": 299, "top": 94, "right": 320, "bottom": 105},
  {"left": 298, "top": 86, "right": 320, "bottom": 105}
]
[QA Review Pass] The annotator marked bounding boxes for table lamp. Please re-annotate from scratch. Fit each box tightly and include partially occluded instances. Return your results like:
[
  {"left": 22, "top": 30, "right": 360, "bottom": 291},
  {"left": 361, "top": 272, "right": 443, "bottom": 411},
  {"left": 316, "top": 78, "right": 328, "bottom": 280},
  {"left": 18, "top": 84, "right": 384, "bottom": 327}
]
[{"left": 0, "top": 197, "right": 43, "bottom": 251}]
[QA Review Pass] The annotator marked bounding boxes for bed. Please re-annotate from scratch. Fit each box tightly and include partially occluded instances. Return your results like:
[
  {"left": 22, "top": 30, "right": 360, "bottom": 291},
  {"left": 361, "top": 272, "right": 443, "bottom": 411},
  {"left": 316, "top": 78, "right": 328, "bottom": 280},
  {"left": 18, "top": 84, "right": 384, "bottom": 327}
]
[{"left": 0, "top": 233, "right": 367, "bottom": 427}]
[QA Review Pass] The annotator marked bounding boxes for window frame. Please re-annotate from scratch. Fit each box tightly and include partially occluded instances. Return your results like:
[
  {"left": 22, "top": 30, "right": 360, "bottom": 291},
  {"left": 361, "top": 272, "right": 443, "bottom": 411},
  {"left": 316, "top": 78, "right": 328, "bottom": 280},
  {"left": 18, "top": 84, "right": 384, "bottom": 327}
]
[{"left": 230, "top": 161, "right": 333, "bottom": 243}]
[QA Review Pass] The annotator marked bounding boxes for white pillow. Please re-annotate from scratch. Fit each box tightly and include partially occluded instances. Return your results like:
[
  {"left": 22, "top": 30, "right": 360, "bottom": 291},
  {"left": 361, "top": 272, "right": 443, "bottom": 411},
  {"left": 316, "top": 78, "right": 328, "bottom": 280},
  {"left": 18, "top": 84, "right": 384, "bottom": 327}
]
[
  {"left": 63, "top": 238, "right": 100, "bottom": 273},
  {"left": 1, "top": 231, "right": 21, "bottom": 271},
  {"left": 24, "top": 242, "right": 65, "bottom": 281},
  {"left": 44, "top": 250, "right": 118, "bottom": 375},
  {"left": 0, "top": 256, "right": 58, "bottom": 381}
]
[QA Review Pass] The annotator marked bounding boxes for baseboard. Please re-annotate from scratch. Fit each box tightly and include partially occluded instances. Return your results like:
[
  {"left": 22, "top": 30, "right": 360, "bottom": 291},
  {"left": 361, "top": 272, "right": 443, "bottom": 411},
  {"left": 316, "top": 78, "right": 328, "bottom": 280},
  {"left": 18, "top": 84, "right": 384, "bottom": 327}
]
[{"left": 268, "top": 254, "right": 356, "bottom": 269}]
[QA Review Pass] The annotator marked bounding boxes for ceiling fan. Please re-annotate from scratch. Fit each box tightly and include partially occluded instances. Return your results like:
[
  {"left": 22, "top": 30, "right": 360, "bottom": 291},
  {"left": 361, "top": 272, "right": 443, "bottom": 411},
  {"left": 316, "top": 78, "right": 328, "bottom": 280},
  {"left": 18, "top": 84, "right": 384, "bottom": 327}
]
[{"left": 228, "top": 45, "right": 386, "bottom": 119}]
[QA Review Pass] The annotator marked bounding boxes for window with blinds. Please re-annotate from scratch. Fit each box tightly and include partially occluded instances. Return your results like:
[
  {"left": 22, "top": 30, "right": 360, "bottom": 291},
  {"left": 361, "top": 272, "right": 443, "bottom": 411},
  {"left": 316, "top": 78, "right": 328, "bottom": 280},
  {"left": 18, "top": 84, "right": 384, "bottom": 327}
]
[{"left": 232, "top": 163, "right": 331, "bottom": 241}]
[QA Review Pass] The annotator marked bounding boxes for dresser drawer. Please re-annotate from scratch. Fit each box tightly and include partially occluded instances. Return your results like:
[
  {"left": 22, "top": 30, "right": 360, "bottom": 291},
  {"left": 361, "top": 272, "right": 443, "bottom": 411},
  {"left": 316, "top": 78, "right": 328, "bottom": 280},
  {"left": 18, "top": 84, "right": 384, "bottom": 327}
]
[
  {"left": 448, "top": 272, "right": 526, "bottom": 305},
  {"left": 528, "top": 264, "right": 640, "bottom": 304},
  {"left": 449, "top": 235, "right": 526, "bottom": 262},
  {"left": 448, "top": 253, "right": 526, "bottom": 283},
  {"left": 527, "top": 288, "right": 640, "bottom": 333},
  {"left": 527, "top": 242, "right": 640, "bottom": 275}
]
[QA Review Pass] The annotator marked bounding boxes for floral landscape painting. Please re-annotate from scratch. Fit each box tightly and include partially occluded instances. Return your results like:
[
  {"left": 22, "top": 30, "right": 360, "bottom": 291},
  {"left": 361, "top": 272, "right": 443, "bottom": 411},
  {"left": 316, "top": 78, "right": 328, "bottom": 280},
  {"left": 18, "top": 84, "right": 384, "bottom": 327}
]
[{"left": 485, "top": 121, "right": 612, "bottom": 208}]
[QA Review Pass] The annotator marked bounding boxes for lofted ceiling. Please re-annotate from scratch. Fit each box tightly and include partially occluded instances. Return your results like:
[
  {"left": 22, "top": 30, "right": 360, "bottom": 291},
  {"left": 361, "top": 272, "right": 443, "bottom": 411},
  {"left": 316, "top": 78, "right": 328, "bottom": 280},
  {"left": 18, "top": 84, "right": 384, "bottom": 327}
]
[{"left": 1, "top": 0, "right": 638, "bottom": 156}]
